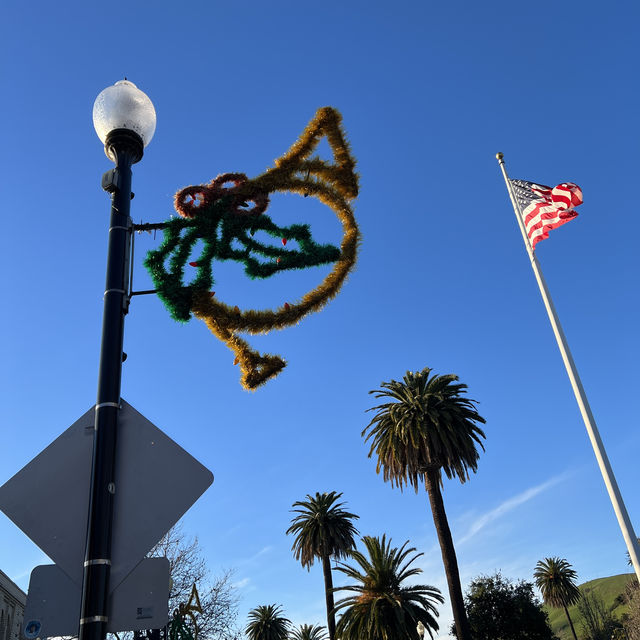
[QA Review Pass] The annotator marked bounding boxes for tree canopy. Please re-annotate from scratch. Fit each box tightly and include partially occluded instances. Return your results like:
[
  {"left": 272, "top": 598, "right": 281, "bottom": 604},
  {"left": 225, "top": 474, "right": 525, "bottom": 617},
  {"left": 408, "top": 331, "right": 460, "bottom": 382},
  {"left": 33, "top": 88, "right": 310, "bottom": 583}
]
[
  {"left": 363, "top": 368, "right": 486, "bottom": 490},
  {"left": 287, "top": 492, "right": 359, "bottom": 568},
  {"left": 454, "top": 573, "right": 557, "bottom": 640},
  {"left": 245, "top": 604, "right": 290, "bottom": 640},
  {"left": 289, "top": 624, "right": 328, "bottom": 640},
  {"left": 334, "top": 535, "right": 443, "bottom": 640}
]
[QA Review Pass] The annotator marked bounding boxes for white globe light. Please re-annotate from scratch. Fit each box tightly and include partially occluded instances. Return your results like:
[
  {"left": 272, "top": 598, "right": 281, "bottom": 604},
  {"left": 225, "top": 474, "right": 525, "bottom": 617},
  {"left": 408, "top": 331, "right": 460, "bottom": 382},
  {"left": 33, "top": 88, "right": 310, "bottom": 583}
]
[{"left": 93, "top": 80, "right": 156, "bottom": 148}]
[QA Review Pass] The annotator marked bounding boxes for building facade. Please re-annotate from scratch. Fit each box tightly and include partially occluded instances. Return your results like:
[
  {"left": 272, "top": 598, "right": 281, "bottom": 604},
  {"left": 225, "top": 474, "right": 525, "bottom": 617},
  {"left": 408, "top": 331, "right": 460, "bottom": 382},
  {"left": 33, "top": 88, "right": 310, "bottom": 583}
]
[{"left": 0, "top": 570, "right": 25, "bottom": 640}]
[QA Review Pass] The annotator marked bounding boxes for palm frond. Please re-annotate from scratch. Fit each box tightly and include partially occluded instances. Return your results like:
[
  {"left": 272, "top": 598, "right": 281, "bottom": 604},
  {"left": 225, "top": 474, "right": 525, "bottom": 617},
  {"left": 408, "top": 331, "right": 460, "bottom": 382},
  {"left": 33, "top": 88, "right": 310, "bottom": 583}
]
[
  {"left": 246, "top": 604, "right": 291, "bottom": 640},
  {"left": 286, "top": 491, "right": 359, "bottom": 568},
  {"left": 363, "top": 367, "right": 486, "bottom": 491},
  {"left": 333, "top": 535, "right": 443, "bottom": 640},
  {"left": 534, "top": 557, "right": 582, "bottom": 608},
  {"left": 289, "top": 624, "right": 328, "bottom": 640}
]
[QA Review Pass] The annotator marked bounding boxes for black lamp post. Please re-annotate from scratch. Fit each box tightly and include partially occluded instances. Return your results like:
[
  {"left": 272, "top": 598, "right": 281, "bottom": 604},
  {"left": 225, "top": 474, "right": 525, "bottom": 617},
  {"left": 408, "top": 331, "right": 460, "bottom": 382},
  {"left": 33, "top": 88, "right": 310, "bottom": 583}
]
[{"left": 79, "top": 80, "right": 156, "bottom": 640}]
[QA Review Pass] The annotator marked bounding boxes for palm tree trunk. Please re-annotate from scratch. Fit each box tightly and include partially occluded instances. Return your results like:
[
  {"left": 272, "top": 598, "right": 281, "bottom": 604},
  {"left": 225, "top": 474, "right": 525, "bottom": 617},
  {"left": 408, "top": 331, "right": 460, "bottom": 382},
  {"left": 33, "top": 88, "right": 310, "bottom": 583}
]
[
  {"left": 322, "top": 552, "right": 336, "bottom": 640},
  {"left": 563, "top": 603, "right": 579, "bottom": 640},
  {"left": 424, "top": 468, "right": 472, "bottom": 640}
]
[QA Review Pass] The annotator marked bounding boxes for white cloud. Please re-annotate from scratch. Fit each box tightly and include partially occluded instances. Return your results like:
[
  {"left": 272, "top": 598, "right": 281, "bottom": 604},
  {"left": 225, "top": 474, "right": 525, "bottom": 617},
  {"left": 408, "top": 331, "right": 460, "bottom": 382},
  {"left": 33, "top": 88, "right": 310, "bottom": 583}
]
[
  {"left": 238, "top": 545, "right": 274, "bottom": 566},
  {"left": 232, "top": 577, "right": 251, "bottom": 589},
  {"left": 457, "top": 472, "right": 569, "bottom": 545}
]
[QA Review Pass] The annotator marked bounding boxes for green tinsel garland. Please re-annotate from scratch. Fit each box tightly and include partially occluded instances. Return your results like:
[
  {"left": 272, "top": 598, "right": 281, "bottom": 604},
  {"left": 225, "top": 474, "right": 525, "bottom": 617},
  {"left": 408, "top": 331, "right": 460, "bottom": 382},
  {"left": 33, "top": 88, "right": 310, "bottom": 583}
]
[{"left": 144, "top": 196, "right": 340, "bottom": 322}]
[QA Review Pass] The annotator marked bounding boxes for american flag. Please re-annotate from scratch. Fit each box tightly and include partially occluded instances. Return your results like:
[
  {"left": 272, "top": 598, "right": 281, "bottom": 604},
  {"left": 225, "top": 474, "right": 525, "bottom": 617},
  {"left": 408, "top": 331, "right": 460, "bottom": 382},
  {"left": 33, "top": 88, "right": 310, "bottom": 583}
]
[{"left": 510, "top": 179, "right": 583, "bottom": 248}]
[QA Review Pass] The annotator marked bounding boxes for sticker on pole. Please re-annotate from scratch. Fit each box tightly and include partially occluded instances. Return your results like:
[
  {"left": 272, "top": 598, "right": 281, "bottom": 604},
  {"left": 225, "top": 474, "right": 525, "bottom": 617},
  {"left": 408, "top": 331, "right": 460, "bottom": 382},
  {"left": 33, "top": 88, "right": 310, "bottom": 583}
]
[{"left": 24, "top": 620, "right": 41, "bottom": 639}]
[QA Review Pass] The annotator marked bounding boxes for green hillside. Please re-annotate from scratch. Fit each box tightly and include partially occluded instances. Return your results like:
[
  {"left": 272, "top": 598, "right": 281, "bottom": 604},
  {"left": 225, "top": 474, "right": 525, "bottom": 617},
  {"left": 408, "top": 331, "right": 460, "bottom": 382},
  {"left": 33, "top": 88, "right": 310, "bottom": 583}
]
[{"left": 544, "top": 573, "right": 635, "bottom": 639}]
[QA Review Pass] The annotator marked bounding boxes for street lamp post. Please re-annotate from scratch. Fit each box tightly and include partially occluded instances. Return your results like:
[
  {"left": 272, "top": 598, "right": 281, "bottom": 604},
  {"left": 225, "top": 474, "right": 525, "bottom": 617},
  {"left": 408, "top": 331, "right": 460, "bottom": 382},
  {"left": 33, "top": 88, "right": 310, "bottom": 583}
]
[{"left": 79, "top": 80, "right": 156, "bottom": 640}]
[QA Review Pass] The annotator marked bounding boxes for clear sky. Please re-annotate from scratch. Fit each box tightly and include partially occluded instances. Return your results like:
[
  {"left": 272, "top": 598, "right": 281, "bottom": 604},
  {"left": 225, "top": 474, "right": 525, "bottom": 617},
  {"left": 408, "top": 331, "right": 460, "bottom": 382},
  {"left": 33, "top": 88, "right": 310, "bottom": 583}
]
[{"left": 1, "top": 2, "right": 638, "bottom": 638}]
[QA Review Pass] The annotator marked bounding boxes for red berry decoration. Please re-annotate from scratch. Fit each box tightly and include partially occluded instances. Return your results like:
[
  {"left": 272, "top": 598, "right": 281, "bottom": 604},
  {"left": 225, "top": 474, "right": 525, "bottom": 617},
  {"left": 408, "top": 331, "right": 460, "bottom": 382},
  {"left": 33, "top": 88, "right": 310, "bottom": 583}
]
[
  {"left": 189, "top": 261, "right": 200, "bottom": 267},
  {"left": 282, "top": 238, "right": 287, "bottom": 246}
]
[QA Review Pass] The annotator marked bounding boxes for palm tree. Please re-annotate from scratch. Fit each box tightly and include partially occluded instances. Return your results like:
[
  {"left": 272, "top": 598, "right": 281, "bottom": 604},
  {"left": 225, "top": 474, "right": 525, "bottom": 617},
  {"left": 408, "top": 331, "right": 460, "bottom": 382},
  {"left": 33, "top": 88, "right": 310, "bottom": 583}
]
[
  {"left": 286, "top": 492, "right": 359, "bottom": 640},
  {"left": 246, "top": 604, "right": 291, "bottom": 640},
  {"left": 290, "top": 624, "right": 328, "bottom": 640},
  {"left": 534, "top": 557, "right": 581, "bottom": 640},
  {"left": 362, "top": 368, "right": 486, "bottom": 640},
  {"left": 333, "top": 534, "right": 443, "bottom": 640}
]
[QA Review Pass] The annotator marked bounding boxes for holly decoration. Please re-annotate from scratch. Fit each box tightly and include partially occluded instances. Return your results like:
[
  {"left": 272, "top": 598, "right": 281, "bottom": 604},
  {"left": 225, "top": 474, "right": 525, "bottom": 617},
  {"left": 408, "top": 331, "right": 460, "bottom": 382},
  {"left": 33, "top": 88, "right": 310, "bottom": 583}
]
[{"left": 145, "top": 194, "right": 341, "bottom": 323}]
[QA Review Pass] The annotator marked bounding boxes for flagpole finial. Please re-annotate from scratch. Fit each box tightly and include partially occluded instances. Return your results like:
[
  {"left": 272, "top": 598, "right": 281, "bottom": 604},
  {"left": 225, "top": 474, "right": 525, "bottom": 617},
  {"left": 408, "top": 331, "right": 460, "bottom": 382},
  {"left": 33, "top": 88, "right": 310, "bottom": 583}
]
[{"left": 496, "top": 152, "right": 504, "bottom": 160}]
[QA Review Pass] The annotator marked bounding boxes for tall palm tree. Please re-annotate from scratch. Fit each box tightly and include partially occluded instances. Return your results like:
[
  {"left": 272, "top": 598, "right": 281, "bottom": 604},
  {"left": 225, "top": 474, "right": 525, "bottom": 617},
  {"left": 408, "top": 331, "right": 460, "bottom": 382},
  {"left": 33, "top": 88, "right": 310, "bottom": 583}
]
[
  {"left": 534, "top": 557, "right": 581, "bottom": 640},
  {"left": 333, "top": 534, "right": 443, "bottom": 640},
  {"left": 246, "top": 605, "right": 291, "bottom": 640},
  {"left": 290, "top": 624, "right": 328, "bottom": 640},
  {"left": 363, "top": 368, "right": 486, "bottom": 640},
  {"left": 286, "top": 492, "right": 360, "bottom": 640}
]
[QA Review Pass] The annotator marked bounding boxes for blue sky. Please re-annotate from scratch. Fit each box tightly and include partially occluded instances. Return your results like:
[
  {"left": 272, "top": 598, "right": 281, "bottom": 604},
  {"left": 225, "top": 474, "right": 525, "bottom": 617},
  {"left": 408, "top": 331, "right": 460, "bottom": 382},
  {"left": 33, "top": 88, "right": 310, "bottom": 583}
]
[{"left": 1, "top": 1, "right": 639, "bottom": 638}]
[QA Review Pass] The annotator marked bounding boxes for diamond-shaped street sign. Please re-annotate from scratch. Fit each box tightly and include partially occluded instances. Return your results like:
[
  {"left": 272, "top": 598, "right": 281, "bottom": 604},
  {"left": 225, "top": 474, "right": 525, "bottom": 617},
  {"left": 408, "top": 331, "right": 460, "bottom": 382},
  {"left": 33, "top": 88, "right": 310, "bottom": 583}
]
[
  {"left": 0, "top": 400, "right": 213, "bottom": 591},
  {"left": 24, "top": 557, "right": 170, "bottom": 637}
]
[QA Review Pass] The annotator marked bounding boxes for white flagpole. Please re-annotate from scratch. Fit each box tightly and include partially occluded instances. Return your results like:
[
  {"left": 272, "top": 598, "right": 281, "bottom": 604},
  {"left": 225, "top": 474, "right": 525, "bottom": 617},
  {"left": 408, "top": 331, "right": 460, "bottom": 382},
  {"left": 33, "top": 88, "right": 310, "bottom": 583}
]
[{"left": 496, "top": 152, "right": 640, "bottom": 582}]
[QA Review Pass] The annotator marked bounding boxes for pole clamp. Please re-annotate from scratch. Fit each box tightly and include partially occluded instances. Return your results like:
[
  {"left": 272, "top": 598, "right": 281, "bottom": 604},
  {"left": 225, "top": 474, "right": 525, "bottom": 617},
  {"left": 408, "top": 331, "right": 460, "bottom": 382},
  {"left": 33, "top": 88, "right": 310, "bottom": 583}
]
[
  {"left": 80, "top": 616, "right": 109, "bottom": 625},
  {"left": 95, "top": 402, "right": 121, "bottom": 410},
  {"left": 84, "top": 559, "right": 111, "bottom": 567}
]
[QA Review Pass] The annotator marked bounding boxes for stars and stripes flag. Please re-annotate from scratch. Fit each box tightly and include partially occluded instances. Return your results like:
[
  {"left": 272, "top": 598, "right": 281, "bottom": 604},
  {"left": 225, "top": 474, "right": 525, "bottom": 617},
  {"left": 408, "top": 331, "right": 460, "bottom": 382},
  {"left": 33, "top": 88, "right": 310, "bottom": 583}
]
[{"left": 509, "top": 179, "right": 583, "bottom": 248}]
